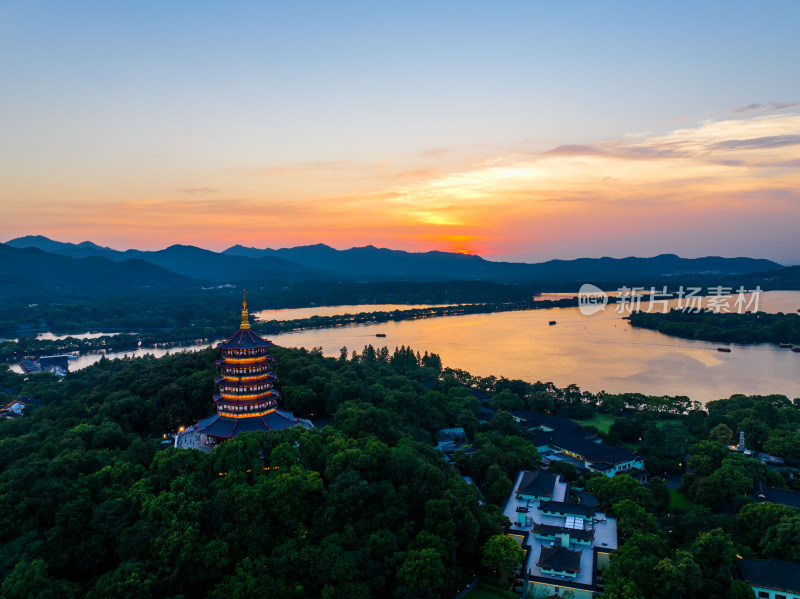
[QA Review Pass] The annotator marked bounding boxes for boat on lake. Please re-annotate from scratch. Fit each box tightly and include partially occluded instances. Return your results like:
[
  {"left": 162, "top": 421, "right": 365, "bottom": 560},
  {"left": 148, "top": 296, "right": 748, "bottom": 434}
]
[
  {"left": 549, "top": 321, "right": 557, "bottom": 326},
  {"left": 792, "top": 346, "right": 800, "bottom": 353},
  {"left": 717, "top": 347, "right": 732, "bottom": 353},
  {"left": 779, "top": 343, "right": 793, "bottom": 348},
  {"left": 375, "top": 333, "right": 386, "bottom": 337}
]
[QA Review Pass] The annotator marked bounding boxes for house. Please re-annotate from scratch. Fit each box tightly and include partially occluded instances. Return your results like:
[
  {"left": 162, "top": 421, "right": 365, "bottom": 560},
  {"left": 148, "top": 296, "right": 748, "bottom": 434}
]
[
  {"left": 531, "top": 428, "right": 645, "bottom": 480},
  {"left": 529, "top": 429, "right": 597, "bottom": 454},
  {"left": 539, "top": 501, "right": 596, "bottom": 523},
  {"left": 537, "top": 546, "right": 583, "bottom": 579},
  {"left": 511, "top": 409, "right": 585, "bottom": 434},
  {"left": 478, "top": 406, "right": 497, "bottom": 422},
  {"left": 0, "top": 397, "right": 43, "bottom": 418},
  {"left": 533, "top": 522, "right": 595, "bottom": 547},
  {"left": 517, "top": 470, "right": 558, "bottom": 502},
  {"left": 17, "top": 358, "right": 41, "bottom": 374},
  {"left": 38, "top": 355, "right": 71, "bottom": 371},
  {"left": 736, "top": 557, "right": 800, "bottom": 599},
  {"left": 511, "top": 408, "right": 546, "bottom": 430},
  {"left": 753, "top": 483, "right": 800, "bottom": 510},
  {"left": 435, "top": 428, "right": 471, "bottom": 458},
  {"left": 503, "top": 470, "right": 618, "bottom": 599}
]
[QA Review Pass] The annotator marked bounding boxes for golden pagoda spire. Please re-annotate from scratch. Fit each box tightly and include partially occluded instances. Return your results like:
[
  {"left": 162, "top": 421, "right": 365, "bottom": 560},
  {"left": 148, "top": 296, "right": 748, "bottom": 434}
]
[{"left": 240, "top": 289, "right": 250, "bottom": 329}]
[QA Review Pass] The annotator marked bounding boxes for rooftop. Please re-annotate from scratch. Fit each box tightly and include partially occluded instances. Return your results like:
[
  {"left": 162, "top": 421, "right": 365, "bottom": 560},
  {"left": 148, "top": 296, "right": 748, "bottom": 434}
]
[
  {"left": 540, "top": 501, "right": 597, "bottom": 518},
  {"left": 754, "top": 483, "right": 800, "bottom": 510},
  {"left": 437, "top": 428, "right": 468, "bottom": 442},
  {"left": 532, "top": 428, "right": 641, "bottom": 466},
  {"left": 0, "top": 397, "right": 44, "bottom": 417},
  {"left": 528, "top": 428, "right": 596, "bottom": 448},
  {"left": 737, "top": 558, "right": 800, "bottom": 593},
  {"left": 503, "top": 470, "right": 617, "bottom": 590},
  {"left": 198, "top": 409, "right": 311, "bottom": 439},
  {"left": 217, "top": 328, "right": 273, "bottom": 350},
  {"left": 513, "top": 410, "right": 586, "bottom": 433},
  {"left": 533, "top": 522, "right": 595, "bottom": 542},
  {"left": 17, "top": 358, "right": 41, "bottom": 374},
  {"left": 537, "top": 546, "right": 582, "bottom": 574},
  {"left": 517, "top": 469, "right": 558, "bottom": 498},
  {"left": 572, "top": 491, "right": 599, "bottom": 509}
]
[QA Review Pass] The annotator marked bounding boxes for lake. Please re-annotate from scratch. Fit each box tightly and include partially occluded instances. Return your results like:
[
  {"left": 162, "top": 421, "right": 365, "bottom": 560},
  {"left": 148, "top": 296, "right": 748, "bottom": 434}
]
[
  {"left": 36, "top": 292, "right": 800, "bottom": 404},
  {"left": 269, "top": 290, "right": 800, "bottom": 404}
]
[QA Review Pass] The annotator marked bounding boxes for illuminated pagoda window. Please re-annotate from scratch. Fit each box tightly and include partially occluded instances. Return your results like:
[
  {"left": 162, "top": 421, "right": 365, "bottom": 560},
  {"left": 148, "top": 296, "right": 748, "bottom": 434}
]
[{"left": 197, "top": 291, "right": 312, "bottom": 441}]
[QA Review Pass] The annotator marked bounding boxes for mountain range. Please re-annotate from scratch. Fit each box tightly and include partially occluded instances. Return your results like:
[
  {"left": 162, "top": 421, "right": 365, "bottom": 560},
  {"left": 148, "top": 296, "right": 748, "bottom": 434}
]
[
  {"left": 2, "top": 236, "right": 794, "bottom": 297},
  {"left": 0, "top": 243, "right": 198, "bottom": 293},
  {"left": 225, "top": 243, "right": 789, "bottom": 282}
]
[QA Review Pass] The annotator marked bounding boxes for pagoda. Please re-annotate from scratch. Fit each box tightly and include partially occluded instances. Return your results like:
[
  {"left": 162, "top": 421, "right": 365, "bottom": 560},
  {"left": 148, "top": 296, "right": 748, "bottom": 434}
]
[{"left": 197, "top": 293, "right": 311, "bottom": 441}]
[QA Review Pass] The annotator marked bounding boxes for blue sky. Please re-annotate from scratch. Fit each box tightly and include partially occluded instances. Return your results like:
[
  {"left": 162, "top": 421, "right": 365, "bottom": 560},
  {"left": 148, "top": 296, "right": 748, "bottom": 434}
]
[{"left": 1, "top": 1, "right": 799, "bottom": 262}]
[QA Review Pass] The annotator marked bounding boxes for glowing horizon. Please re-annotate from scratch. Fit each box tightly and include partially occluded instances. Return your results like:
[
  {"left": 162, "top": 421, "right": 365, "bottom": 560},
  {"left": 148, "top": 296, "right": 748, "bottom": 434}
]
[{"left": 1, "top": 2, "right": 799, "bottom": 263}]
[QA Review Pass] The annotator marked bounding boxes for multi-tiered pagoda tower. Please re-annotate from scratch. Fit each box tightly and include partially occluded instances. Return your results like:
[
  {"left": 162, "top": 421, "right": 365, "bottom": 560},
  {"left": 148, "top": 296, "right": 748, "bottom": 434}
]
[{"left": 197, "top": 293, "right": 311, "bottom": 441}]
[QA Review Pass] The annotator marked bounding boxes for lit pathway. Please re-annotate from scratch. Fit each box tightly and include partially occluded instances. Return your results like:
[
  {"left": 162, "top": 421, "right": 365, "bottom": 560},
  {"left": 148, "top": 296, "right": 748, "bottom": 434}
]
[{"left": 174, "top": 424, "right": 213, "bottom": 453}]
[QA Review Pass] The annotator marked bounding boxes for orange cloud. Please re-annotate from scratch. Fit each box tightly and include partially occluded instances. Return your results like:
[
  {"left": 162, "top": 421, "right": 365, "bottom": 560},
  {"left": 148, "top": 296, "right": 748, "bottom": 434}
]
[{"left": 3, "top": 110, "right": 799, "bottom": 260}]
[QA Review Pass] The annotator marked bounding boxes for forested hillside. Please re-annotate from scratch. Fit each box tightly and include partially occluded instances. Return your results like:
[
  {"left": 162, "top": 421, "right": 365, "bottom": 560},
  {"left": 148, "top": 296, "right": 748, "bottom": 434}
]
[
  {"left": 0, "top": 348, "right": 511, "bottom": 598},
  {"left": 1, "top": 345, "right": 799, "bottom": 598}
]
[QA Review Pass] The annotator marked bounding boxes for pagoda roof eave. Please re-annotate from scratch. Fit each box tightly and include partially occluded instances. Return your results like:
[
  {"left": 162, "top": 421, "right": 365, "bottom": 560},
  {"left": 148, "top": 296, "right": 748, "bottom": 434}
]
[
  {"left": 198, "top": 411, "right": 310, "bottom": 439},
  {"left": 217, "top": 328, "right": 273, "bottom": 350},
  {"left": 214, "top": 392, "right": 280, "bottom": 404},
  {"left": 215, "top": 375, "right": 277, "bottom": 386}
]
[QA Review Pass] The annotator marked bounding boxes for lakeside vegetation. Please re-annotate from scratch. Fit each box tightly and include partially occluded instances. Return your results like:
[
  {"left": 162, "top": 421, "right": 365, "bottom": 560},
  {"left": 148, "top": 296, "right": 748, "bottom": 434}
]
[
  {"left": 0, "top": 280, "right": 547, "bottom": 334},
  {"left": 0, "top": 297, "right": 577, "bottom": 363},
  {"left": 1, "top": 341, "right": 798, "bottom": 597},
  {"left": 629, "top": 309, "right": 800, "bottom": 345}
]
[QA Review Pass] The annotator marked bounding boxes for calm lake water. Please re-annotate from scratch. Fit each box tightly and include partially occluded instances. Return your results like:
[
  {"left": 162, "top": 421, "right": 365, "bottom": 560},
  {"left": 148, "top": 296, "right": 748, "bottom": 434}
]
[
  {"left": 23, "top": 293, "right": 800, "bottom": 404},
  {"left": 48, "top": 305, "right": 454, "bottom": 372},
  {"left": 269, "top": 291, "right": 800, "bottom": 404}
]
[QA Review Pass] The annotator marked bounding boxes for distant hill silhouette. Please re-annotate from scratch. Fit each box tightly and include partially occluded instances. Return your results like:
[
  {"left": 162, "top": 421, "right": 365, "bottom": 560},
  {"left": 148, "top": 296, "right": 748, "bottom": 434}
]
[
  {"left": 6, "top": 237, "right": 337, "bottom": 282},
  {"left": 5, "top": 235, "right": 121, "bottom": 260},
  {"left": 6, "top": 235, "right": 785, "bottom": 284},
  {"left": 121, "top": 245, "right": 336, "bottom": 282},
  {"left": 224, "top": 243, "right": 783, "bottom": 282},
  {"left": 0, "top": 243, "right": 199, "bottom": 294},
  {"left": 224, "top": 243, "right": 508, "bottom": 279},
  {"left": 738, "top": 265, "right": 800, "bottom": 287}
]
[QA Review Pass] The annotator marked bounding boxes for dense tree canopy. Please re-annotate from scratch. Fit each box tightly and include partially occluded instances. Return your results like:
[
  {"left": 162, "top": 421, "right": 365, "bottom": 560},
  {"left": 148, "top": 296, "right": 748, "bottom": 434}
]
[
  {"left": 0, "top": 346, "right": 509, "bottom": 598},
  {"left": 2, "top": 332, "right": 799, "bottom": 598}
]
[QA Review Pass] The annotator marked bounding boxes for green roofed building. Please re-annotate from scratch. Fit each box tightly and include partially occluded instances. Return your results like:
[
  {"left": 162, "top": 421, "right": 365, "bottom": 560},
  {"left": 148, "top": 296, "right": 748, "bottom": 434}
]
[{"left": 736, "top": 558, "right": 800, "bottom": 599}]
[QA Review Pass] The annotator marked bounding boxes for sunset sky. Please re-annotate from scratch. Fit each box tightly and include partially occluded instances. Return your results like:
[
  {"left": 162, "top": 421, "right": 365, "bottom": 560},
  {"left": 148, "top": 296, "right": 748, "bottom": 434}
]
[{"left": 1, "top": 1, "right": 799, "bottom": 263}]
